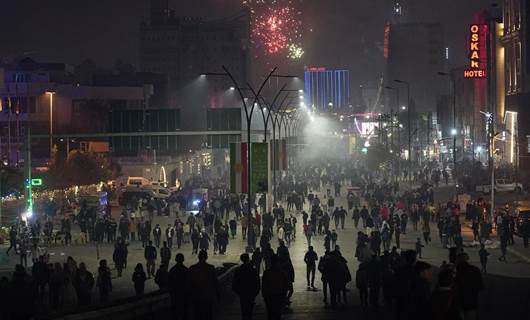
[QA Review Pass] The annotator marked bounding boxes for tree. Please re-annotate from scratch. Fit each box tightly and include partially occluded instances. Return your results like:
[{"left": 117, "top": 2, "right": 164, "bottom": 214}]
[{"left": 46, "top": 151, "right": 121, "bottom": 188}]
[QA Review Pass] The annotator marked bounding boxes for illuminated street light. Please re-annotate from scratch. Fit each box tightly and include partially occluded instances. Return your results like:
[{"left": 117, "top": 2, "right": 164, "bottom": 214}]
[
  {"left": 401, "top": 105, "right": 406, "bottom": 110},
  {"left": 298, "top": 89, "right": 304, "bottom": 93},
  {"left": 229, "top": 86, "right": 235, "bottom": 91},
  {"left": 451, "top": 128, "right": 457, "bottom": 136},
  {"left": 328, "top": 102, "right": 333, "bottom": 107},
  {"left": 364, "top": 141, "right": 371, "bottom": 147}
]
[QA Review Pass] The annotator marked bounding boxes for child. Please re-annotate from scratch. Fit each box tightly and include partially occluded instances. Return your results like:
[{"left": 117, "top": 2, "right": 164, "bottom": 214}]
[
  {"left": 415, "top": 238, "right": 424, "bottom": 259},
  {"left": 478, "top": 244, "right": 490, "bottom": 273}
]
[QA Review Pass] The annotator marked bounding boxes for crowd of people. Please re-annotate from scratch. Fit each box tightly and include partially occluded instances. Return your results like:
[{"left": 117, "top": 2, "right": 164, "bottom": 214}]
[{"left": 0, "top": 159, "right": 523, "bottom": 320}]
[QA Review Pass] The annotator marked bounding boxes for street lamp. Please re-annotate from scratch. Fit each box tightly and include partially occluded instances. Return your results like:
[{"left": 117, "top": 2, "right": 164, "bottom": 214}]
[{"left": 46, "top": 90, "right": 56, "bottom": 160}]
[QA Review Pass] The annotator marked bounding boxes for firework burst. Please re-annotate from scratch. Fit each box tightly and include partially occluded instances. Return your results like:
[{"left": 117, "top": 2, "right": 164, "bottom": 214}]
[{"left": 243, "top": 0, "right": 304, "bottom": 59}]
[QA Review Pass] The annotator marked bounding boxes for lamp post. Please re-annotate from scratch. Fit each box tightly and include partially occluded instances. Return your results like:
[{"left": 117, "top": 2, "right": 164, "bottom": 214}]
[
  {"left": 204, "top": 67, "right": 297, "bottom": 251},
  {"left": 394, "top": 79, "right": 411, "bottom": 182},
  {"left": 46, "top": 90, "right": 56, "bottom": 161}
]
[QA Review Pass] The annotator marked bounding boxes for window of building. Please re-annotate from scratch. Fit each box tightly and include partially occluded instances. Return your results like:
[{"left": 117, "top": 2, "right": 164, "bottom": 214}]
[
  {"left": 513, "top": 0, "right": 521, "bottom": 31},
  {"left": 527, "top": 135, "right": 530, "bottom": 153},
  {"left": 515, "top": 41, "right": 522, "bottom": 91},
  {"left": 504, "top": 0, "right": 511, "bottom": 32}
]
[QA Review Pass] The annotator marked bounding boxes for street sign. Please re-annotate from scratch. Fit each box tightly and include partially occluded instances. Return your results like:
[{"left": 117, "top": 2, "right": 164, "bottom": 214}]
[{"left": 31, "top": 178, "right": 43, "bottom": 186}]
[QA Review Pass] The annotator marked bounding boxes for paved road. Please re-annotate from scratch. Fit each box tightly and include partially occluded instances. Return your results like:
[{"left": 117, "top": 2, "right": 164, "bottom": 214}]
[{"left": 2, "top": 186, "right": 530, "bottom": 319}]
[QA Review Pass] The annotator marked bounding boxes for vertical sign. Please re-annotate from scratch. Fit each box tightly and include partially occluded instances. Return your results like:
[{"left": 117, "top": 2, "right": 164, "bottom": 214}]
[
  {"left": 464, "top": 24, "right": 487, "bottom": 78},
  {"left": 251, "top": 142, "right": 268, "bottom": 193}
]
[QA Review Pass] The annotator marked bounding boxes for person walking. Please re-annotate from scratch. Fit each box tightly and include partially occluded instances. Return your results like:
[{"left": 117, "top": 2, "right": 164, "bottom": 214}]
[
  {"left": 96, "top": 259, "right": 112, "bottom": 303},
  {"left": 169, "top": 253, "right": 190, "bottom": 320},
  {"left": 355, "top": 262, "right": 369, "bottom": 308},
  {"left": 6, "top": 225, "right": 18, "bottom": 255},
  {"left": 232, "top": 253, "right": 261, "bottom": 320},
  {"left": 153, "top": 224, "right": 162, "bottom": 247},
  {"left": 113, "top": 238, "right": 128, "bottom": 277},
  {"left": 132, "top": 263, "right": 147, "bottom": 296},
  {"left": 189, "top": 250, "right": 219, "bottom": 320},
  {"left": 160, "top": 241, "right": 172, "bottom": 267},
  {"left": 262, "top": 255, "right": 288, "bottom": 320},
  {"left": 144, "top": 240, "right": 157, "bottom": 278},
  {"left": 455, "top": 252, "right": 483, "bottom": 320},
  {"left": 304, "top": 246, "right": 318, "bottom": 290},
  {"left": 73, "top": 262, "right": 94, "bottom": 306},
  {"left": 478, "top": 244, "right": 489, "bottom": 274}
]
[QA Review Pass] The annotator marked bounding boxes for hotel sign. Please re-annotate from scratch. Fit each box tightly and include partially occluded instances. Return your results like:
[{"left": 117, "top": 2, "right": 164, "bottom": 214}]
[{"left": 464, "top": 24, "right": 487, "bottom": 78}]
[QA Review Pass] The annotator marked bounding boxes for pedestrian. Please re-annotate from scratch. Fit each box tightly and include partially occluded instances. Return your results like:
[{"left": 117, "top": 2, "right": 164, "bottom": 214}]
[
  {"left": 144, "top": 240, "right": 157, "bottom": 278},
  {"left": 355, "top": 262, "right": 369, "bottom": 308},
  {"left": 153, "top": 224, "right": 162, "bottom": 247},
  {"left": 49, "top": 262, "right": 65, "bottom": 310},
  {"left": 262, "top": 254, "right": 288, "bottom": 320},
  {"left": 6, "top": 265, "right": 37, "bottom": 320},
  {"left": 160, "top": 241, "right": 172, "bottom": 267},
  {"left": 415, "top": 238, "right": 424, "bottom": 259},
  {"left": 318, "top": 251, "right": 330, "bottom": 306},
  {"left": 6, "top": 225, "right": 18, "bottom": 255},
  {"left": 232, "top": 253, "right": 260, "bottom": 320},
  {"left": 499, "top": 233, "right": 508, "bottom": 262},
  {"left": 304, "top": 246, "right": 318, "bottom": 290},
  {"left": 455, "top": 252, "right": 483, "bottom": 320},
  {"left": 330, "top": 230, "right": 338, "bottom": 250},
  {"left": 169, "top": 253, "right": 190, "bottom": 320},
  {"left": 113, "top": 238, "right": 128, "bottom": 277},
  {"left": 478, "top": 244, "right": 489, "bottom": 274},
  {"left": 73, "top": 262, "right": 95, "bottom": 306},
  {"left": 96, "top": 259, "right": 112, "bottom": 303},
  {"left": 132, "top": 263, "right": 147, "bottom": 296},
  {"left": 189, "top": 250, "right": 219, "bottom": 320},
  {"left": 155, "top": 263, "right": 169, "bottom": 290},
  {"left": 251, "top": 248, "right": 263, "bottom": 275}
]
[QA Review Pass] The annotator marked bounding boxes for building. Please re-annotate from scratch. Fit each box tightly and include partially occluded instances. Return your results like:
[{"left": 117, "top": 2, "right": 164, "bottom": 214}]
[
  {"left": 139, "top": 0, "right": 250, "bottom": 91},
  {"left": 499, "top": 0, "right": 530, "bottom": 178},
  {"left": 0, "top": 58, "right": 147, "bottom": 163},
  {"left": 304, "top": 67, "right": 351, "bottom": 110},
  {"left": 385, "top": 22, "right": 447, "bottom": 114}
]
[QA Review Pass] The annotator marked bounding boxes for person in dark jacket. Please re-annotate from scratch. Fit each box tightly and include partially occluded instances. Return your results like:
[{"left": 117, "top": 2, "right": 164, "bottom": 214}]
[
  {"left": 189, "top": 250, "right": 219, "bottom": 320},
  {"left": 169, "top": 253, "right": 190, "bottom": 320},
  {"left": 155, "top": 263, "right": 169, "bottom": 290},
  {"left": 113, "top": 238, "right": 128, "bottom": 277},
  {"left": 429, "top": 268, "right": 459, "bottom": 320},
  {"left": 144, "top": 240, "right": 157, "bottom": 278},
  {"left": 73, "top": 262, "right": 95, "bottom": 306},
  {"left": 262, "top": 254, "right": 288, "bottom": 320},
  {"left": 160, "top": 241, "right": 172, "bottom": 267},
  {"left": 7, "top": 265, "right": 37, "bottom": 320},
  {"left": 97, "top": 259, "right": 112, "bottom": 303},
  {"left": 455, "top": 252, "right": 483, "bottom": 320},
  {"left": 132, "top": 263, "right": 147, "bottom": 296},
  {"left": 232, "top": 253, "right": 261, "bottom": 320}
]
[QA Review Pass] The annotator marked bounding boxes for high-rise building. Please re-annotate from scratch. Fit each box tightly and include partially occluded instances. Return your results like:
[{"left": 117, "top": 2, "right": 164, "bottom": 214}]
[
  {"left": 499, "top": 0, "right": 530, "bottom": 176},
  {"left": 385, "top": 22, "right": 447, "bottom": 114},
  {"left": 304, "top": 67, "right": 351, "bottom": 110},
  {"left": 139, "top": 0, "right": 250, "bottom": 91}
]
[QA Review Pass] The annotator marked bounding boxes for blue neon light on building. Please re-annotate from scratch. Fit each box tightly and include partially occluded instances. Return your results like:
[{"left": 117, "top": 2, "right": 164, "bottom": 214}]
[{"left": 304, "top": 67, "right": 350, "bottom": 109}]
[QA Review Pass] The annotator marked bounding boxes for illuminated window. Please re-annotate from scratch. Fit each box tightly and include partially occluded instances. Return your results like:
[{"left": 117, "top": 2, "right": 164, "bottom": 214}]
[
  {"left": 527, "top": 135, "right": 530, "bottom": 153},
  {"left": 514, "top": 42, "right": 522, "bottom": 91}
]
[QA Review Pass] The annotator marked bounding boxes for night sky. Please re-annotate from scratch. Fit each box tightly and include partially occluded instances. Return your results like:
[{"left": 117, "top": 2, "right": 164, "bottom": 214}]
[{"left": 0, "top": 0, "right": 493, "bottom": 85}]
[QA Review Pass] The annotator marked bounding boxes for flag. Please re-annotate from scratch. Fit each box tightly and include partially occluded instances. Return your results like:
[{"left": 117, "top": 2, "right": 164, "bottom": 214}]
[{"left": 230, "top": 142, "right": 248, "bottom": 194}]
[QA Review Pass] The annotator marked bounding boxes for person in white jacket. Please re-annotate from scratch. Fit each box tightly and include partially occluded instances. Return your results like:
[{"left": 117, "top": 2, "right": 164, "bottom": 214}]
[{"left": 277, "top": 226, "right": 285, "bottom": 242}]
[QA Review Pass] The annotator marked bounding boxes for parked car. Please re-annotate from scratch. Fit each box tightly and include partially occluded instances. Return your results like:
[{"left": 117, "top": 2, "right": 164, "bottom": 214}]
[
  {"left": 475, "top": 179, "right": 523, "bottom": 194},
  {"left": 118, "top": 189, "right": 155, "bottom": 206}
]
